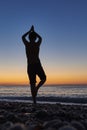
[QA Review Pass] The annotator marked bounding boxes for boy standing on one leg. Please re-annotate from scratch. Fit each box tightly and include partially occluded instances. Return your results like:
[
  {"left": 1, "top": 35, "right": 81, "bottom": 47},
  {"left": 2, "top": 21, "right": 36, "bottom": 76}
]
[{"left": 22, "top": 26, "right": 46, "bottom": 104}]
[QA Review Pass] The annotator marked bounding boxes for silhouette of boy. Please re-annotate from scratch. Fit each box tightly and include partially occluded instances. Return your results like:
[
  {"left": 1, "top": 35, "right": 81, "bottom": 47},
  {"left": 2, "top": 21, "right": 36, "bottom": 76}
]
[{"left": 22, "top": 25, "right": 46, "bottom": 104}]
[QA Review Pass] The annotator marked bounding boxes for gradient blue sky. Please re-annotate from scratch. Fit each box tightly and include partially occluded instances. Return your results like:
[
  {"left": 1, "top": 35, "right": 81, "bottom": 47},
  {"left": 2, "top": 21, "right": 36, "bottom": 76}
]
[{"left": 0, "top": 0, "right": 87, "bottom": 85}]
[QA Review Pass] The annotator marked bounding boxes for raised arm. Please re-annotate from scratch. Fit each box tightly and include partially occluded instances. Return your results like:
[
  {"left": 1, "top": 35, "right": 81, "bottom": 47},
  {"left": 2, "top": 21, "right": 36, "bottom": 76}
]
[
  {"left": 22, "top": 31, "right": 29, "bottom": 44},
  {"left": 34, "top": 31, "right": 42, "bottom": 44},
  {"left": 22, "top": 26, "right": 34, "bottom": 45}
]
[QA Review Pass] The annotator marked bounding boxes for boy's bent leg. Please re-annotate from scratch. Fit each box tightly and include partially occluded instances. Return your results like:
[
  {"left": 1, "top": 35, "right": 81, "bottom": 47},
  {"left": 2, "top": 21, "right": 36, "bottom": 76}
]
[
  {"left": 36, "top": 62, "right": 46, "bottom": 90},
  {"left": 37, "top": 77, "right": 46, "bottom": 89},
  {"left": 36, "top": 76, "right": 46, "bottom": 94},
  {"left": 36, "top": 64, "right": 46, "bottom": 94}
]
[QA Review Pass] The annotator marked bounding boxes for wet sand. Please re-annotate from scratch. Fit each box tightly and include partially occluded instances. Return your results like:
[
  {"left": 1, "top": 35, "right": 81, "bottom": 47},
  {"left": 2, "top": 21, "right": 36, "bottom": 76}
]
[{"left": 0, "top": 101, "right": 87, "bottom": 130}]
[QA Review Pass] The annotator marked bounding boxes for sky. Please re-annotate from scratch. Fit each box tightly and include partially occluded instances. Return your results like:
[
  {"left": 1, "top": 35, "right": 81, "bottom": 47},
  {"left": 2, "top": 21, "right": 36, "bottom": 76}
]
[{"left": 0, "top": 0, "right": 87, "bottom": 85}]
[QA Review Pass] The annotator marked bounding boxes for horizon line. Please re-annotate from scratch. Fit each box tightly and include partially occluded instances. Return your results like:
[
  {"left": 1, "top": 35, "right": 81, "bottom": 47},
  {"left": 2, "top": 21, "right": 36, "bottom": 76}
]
[{"left": 0, "top": 83, "right": 87, "bottom": 86}]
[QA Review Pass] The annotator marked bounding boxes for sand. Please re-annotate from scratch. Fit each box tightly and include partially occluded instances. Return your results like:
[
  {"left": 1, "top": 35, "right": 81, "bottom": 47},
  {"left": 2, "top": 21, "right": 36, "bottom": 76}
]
[{"left": 0, "top": 101, "right": 87, "bottom": 130}]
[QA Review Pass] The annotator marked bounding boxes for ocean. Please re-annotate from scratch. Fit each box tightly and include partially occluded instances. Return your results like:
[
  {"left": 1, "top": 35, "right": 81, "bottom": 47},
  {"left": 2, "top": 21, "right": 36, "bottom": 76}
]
[{"left": 0, "top": 85, "right": 87, "bottom": 104}]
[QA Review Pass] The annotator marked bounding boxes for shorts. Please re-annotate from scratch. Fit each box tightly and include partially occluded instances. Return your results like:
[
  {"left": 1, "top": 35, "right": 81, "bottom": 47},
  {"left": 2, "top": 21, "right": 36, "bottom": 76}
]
[{"left": 27, "top": 61, "right": 46, "bottom": 85}]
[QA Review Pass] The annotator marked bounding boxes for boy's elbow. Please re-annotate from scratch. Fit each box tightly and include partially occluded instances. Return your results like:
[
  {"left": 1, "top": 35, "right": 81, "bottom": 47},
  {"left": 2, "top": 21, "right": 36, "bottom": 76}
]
[
  {"left": 22, "top": 35, "right": 23, "bottom": 39},
  {"left": 22, "top": 35, "right": 24, "bottom": 41},
  {"left": 40, "top": 37, "right": 42, "bottom": 42}
]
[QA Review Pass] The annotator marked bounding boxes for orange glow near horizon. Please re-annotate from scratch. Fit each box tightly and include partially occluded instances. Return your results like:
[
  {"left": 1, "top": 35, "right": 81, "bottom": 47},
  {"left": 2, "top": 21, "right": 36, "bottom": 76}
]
[
  {"left": 0, "top": 64, "right": 87, "bottom": 85},
  {"left": 0, "top": 72, "right": 87, "bottom": 86}
]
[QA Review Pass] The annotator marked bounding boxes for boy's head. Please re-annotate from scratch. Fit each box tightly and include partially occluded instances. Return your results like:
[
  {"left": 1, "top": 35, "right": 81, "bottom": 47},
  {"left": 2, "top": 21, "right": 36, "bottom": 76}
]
[{"left": 29, "top": 32, "right": 36, "bottom": 42}]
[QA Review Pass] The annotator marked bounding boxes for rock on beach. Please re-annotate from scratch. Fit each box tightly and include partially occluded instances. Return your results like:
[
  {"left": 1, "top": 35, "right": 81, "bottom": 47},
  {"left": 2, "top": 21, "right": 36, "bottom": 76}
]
[{"left": 0, "top": 101, "right": 87, "bottom": 130}]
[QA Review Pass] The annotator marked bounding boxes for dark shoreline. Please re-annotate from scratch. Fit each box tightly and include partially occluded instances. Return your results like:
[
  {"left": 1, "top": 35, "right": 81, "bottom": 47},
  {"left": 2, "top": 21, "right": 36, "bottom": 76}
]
[{"left": 0, "top": 96, "right": 87, "bottom": 105}]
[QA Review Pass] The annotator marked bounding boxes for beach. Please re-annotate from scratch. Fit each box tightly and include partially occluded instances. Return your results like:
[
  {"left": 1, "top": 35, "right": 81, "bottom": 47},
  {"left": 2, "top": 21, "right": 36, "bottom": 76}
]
[{"left": 0, "top": 101, "right": 87, "bottom": 130}]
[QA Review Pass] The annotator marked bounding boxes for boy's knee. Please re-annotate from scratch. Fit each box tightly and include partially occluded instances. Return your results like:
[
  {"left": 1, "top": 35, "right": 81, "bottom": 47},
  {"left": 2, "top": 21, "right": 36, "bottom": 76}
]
[
  {"left": 42, "top": 75, "right": 46, "bottom": 83},
  {"left": 44, "top": 75, "right": 46, "bottom": 82}
]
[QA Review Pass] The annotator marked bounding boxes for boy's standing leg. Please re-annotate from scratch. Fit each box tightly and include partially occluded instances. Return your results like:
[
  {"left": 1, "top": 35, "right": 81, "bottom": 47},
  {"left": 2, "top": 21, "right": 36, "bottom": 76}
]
[
  {"left": 30, "top": 83, "right": 37, "bottom": 104},
  {"left": 27, "top": 65, "right": 37, "bottom": 104}
]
